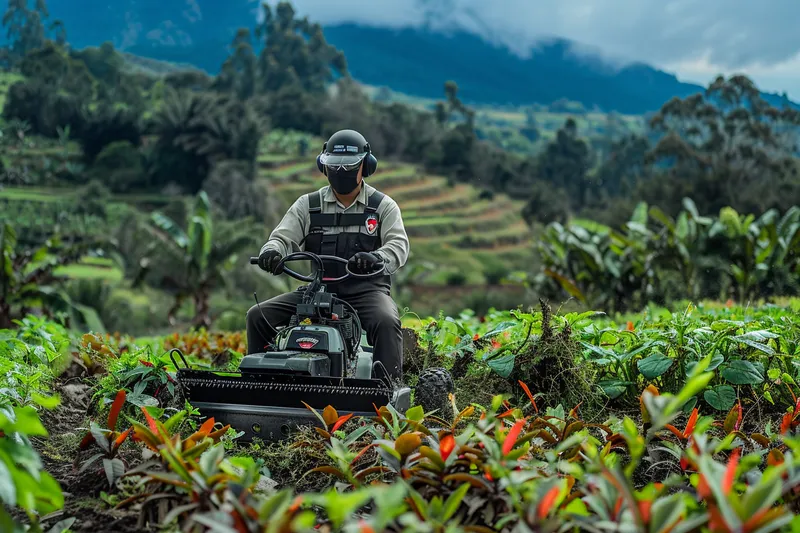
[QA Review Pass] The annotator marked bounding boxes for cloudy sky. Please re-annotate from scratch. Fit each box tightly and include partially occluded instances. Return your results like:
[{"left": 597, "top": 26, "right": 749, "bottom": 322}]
[{"left": 278, "top": 0, "right": 800, "bottom": 99}]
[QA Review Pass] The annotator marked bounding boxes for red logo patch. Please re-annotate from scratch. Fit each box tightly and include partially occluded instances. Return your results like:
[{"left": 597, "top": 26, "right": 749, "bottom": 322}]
[
  {"left": 365, "top": 215, "right": 378, "bottom": 235},
  {"left": 297, "top": 337, "right": 319, "bottom": 349}
]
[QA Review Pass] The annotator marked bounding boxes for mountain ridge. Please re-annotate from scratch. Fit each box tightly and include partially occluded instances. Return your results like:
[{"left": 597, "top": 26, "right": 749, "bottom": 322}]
[{"left": 9, "top": 0, "right": 798, "bottom": 114}]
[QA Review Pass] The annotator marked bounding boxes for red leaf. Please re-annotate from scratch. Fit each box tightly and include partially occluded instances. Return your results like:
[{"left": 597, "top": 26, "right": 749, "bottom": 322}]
[
  {"left": 697, "top": 474, "right": 712, "bottom": 500},
  {"left": 638, "top": 500, "right": 652, "bottom": 523},
  {"left": 722, "top": 448, "right": 740, "bottom": 495},
  {"left": 517, "top": 380, "right": 538, "bottom": 414},
  {"left": 440, "top": 433, "right": 455, "bottom": 461},
  {"left": 502, "top": 418, "right": 526, "bottom": 455},
  {"left": 332, "top": 413, "right": 354, "bottom": 433},
  {"left": 112, "top": 427, "right": 132, "bottom": 451},
  {"left": 781, "top": 411, "right": 793, "bottom": 435},
  {"left": 537, "top": 486, "right": 560, "bottom": 520},
  {"left": 141, "top": 407, "right": 159, "bottom": 433},
  {"left": 683, "top": 407, "right": 699, "bottom": 439},
  {"left": 708, "top": 505, "right": 725, "bottom": 531},
  {"left": 78, "top": 431, "right": 95, "bottom": 450},
  {"left": 734, "top": 403, "right": 743, "bottom": 431},
  {"left": 197, "top": 418, "right": 216, "bottom": 436},
  {"left": 107, "top": 390, "right": 126, "bottom": 431}
]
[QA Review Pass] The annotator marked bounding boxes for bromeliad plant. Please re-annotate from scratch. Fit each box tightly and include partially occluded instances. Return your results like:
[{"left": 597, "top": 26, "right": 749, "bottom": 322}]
[
  {"left": 76, "top": 389, "right": 133, "bottom": 488},
  {"left": 115, "top": 407, "right": 237, "bottom": 530}
]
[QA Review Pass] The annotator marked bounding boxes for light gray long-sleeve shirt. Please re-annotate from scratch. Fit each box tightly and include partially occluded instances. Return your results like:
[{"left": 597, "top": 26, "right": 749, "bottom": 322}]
[{"left": 259, "top": 183, "right": 409, "bottom": 275}]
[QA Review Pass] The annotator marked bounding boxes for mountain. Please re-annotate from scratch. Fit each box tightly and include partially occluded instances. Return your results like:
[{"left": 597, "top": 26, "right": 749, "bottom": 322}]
[{"left": 17, "top": 0, "right": 799, "bottom": 114}]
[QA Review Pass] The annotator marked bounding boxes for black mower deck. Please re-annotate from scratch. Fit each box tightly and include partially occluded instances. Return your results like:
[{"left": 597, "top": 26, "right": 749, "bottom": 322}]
[{"left": 177, "top": 368, "right": 393, "bottom": 441}]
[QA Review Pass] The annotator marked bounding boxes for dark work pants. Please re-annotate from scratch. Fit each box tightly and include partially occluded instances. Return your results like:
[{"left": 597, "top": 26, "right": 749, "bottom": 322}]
[{"left": 245, "top": 287, "right": 403, "bottom": 380}]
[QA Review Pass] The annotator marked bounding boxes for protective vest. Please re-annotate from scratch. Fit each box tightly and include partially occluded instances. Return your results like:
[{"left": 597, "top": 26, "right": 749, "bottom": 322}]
[{"left": 302, "top": 188, "right": 392, "bottom": 294}]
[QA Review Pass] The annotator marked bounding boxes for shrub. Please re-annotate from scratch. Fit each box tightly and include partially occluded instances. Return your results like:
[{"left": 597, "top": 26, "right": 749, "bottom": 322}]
[{"left": 88, "top": 140, "right": 146, "bottom": 192}]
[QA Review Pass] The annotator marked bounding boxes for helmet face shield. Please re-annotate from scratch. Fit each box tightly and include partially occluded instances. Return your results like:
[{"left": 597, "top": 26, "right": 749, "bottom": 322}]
[{"left": 319, "top": 152, "right": 365, "bottom": 172}]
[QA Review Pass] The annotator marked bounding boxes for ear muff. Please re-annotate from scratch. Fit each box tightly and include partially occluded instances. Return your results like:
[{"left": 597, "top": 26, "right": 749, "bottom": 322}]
[
  {"left": 316, "top": 142, "right": 327, "bottom": 175},
  {"left": 362, "top": 142, "right": 378, "bottom": 177}
]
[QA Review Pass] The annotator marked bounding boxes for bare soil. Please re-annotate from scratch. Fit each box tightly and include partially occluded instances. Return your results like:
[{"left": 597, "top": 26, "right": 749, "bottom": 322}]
[{"left": 29, "top": 372, "right": 144, "bottom": 532}]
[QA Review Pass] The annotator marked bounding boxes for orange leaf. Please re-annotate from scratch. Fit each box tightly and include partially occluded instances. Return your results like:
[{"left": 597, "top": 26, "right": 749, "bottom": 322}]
[
  {"left": 697, "top": 474, "right": 711, "bottom": 500},
  {"left": 197, "top": 418, "right": 216, "bottom": 436},
  {"left": 722, "top": 448, "right": 740, "bottom": 494},
  {"left": 638, "top": 500, "right": 652, "bottom": 523},
  {"left": 208, "top": 425, "right": 231, "bottom": 440},
  {"left": 141, "top": 407, "right": 159, "bottom": 433},
  {"left": 440, "top": 433, "right": 455, "bottom": 461},
  {"left": 683, "top": 408, "right": 699, "bottom": 439},
  {"left": 517, "top": 380, "right": 538, "bottom": 414},
  {"left": 503, "top": 418, "right": 526, "bottom": 455},
  {"left": 395, "top": 433, "right": 422, "bottom": 457},
  {"left": 708, "top": 505, "right": 725, "bottom": 531},
  {"left": 332, "top": 412, "right": 354, "bottom": 433},
  {"left": 780, "top": 412, "right": 793, "bottom": 435},
  {"left": 112, "top": 427, "right": 132, "bottom": 451},
  {"left": 107, "top": 389, "right": 126, "bottom": 431},
  {"left": 768, "top": 449, "right": 785, "bottom": 467},
  {"left": 537, "top": 485, "right": 560, "bottom": 520},
  {"left": 724, "top": 402, "right": 742, "bottom": 434},
  {"left": 322, "top": 405, "right": 338, "bottom": 427},
  {"left": 664, "top": 424, "right": 686, "bottom": 440}
]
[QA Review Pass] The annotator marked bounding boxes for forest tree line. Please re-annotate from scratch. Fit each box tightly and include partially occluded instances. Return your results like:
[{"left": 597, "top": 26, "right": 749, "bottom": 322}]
[{"left": 3, "top": 0, "right": 800, "bottom": 231}]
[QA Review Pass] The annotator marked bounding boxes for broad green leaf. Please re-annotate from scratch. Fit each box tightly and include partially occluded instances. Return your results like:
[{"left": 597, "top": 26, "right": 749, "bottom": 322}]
[
  {"left": 704, "top": 385, "right": 737, "bottom": 411},
  {"left": 487, "top": 353, "right": 515, "bottom": 378},
  {"left": 598, "top": 380, "right": 631, "bottom": 399},
  {"left": 722, "top": 360, "right": 764, "bottom": 385},
  {"left": 405, "top": 405, "right": 424, "bottom": 422},
  {"left": 638, "top": 353, "right": 674, "bottom": 380}
]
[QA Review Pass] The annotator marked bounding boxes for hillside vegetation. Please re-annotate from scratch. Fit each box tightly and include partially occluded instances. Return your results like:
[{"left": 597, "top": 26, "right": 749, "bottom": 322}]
[{"left": 1, "top": 0, "right": 799, "bottom": 333}]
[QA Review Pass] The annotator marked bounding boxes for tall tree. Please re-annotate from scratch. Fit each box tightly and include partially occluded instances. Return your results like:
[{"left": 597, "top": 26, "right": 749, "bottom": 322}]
[
  {"left": 1, "top": 0, "right": 65, "bottom": 69},
  {"left": 253, "top": 1, "right": 347, "bottom": 95},
  {"left": 534, "top": 118, "right": 592, "bottom": 208},
  {"left": 645, "top": 74, "right": 800, "bottom": 215}
]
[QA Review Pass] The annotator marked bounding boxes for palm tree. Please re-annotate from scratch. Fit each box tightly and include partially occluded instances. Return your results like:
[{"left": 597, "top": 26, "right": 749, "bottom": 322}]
[{"left": 142, "top": 191, "right": 256, "bottom": 328}]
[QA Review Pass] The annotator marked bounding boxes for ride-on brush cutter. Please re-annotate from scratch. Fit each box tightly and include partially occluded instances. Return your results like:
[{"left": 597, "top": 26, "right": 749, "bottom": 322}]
[{"left": 171, "top": 251, "right": 452, "bottom": 442}]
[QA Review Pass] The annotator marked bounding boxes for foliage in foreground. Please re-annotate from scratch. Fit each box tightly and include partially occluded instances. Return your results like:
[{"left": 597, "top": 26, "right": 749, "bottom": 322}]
[
  {"left": 3, "top": 301, "right": 800, "bottom": 531},
  {"left": 70, "top": 361, "right": 800, "bottom": 532}
]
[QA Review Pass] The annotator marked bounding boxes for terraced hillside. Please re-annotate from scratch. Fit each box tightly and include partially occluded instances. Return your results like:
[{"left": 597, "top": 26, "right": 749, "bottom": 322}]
[{"left": 257, "top": 153, "right": 534, "bottom": 284}]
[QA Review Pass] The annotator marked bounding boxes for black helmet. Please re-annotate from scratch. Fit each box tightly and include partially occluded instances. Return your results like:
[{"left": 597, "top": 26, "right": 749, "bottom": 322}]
[{"left": 316, "top": 129, "right": 378, "bottom": 177}]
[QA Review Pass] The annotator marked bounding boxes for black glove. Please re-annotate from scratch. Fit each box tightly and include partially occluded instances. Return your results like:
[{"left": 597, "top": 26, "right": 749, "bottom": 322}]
[
  {"left": 258, "top": 250, "right": 283, "bottom": 274},
  {"left": 348, "top": 252, "right": 383, "bottom": 274}
]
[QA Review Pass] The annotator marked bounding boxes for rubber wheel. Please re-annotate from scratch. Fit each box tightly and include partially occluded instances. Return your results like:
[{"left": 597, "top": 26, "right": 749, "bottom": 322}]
[{"left": 414, "top": 367, "right": 455, "bottom": 421}]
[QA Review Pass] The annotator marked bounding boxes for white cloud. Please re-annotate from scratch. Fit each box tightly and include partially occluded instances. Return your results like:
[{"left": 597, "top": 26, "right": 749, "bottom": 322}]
[{"left": 270, "top": 0, "right": 800, "bottom": 98}]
